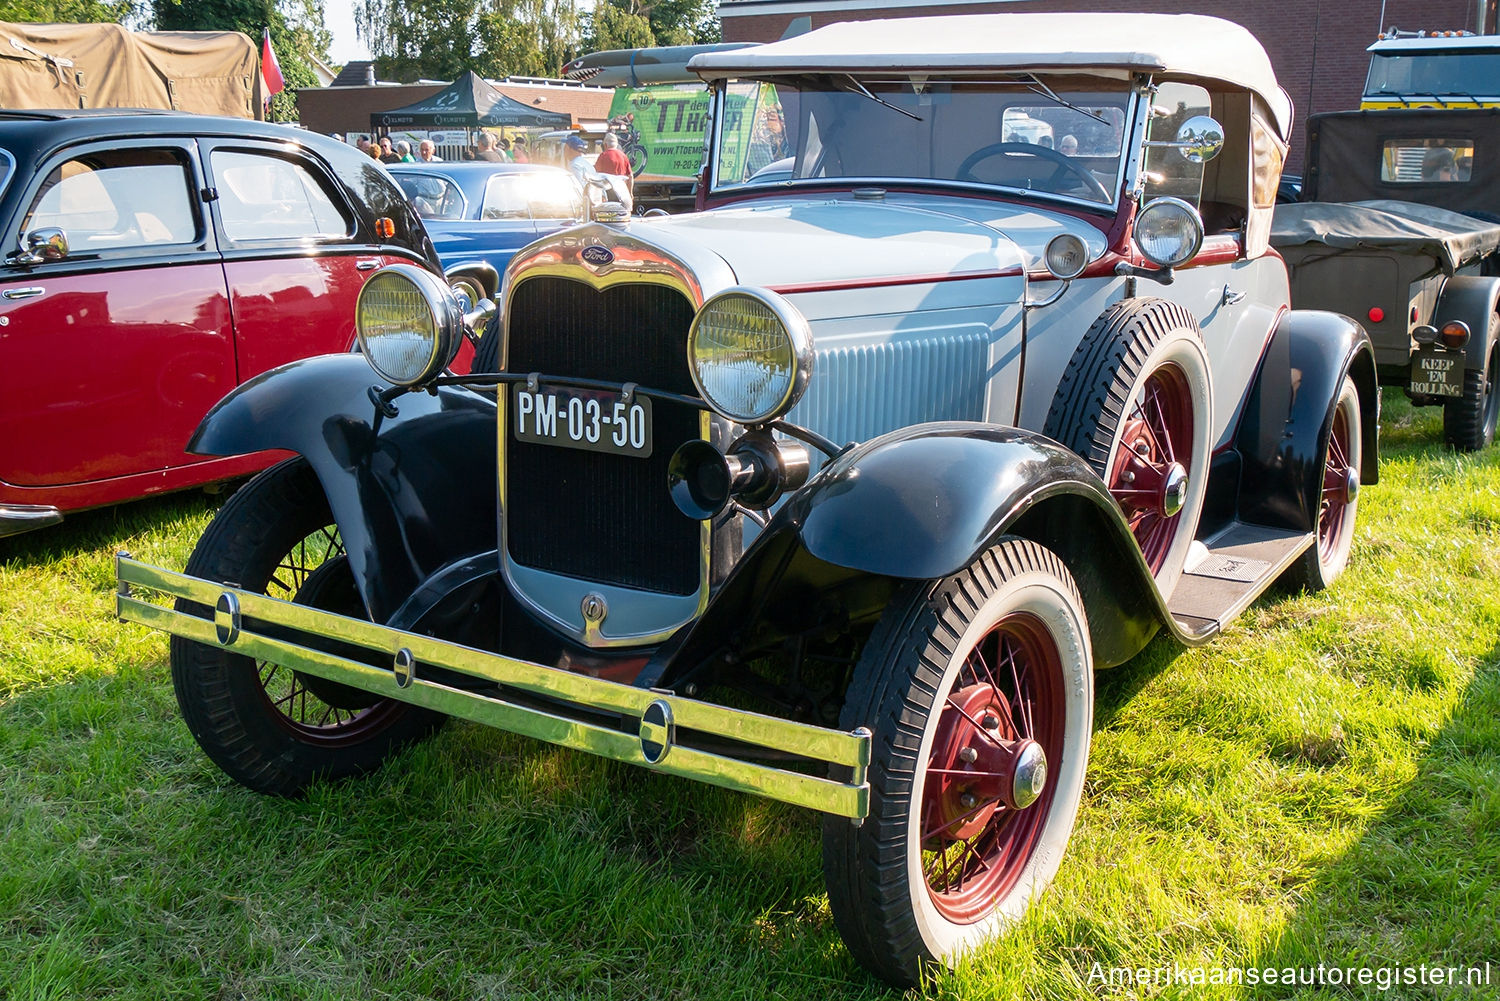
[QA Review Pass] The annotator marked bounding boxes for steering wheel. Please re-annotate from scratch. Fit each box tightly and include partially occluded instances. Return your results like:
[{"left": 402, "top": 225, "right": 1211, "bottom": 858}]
[{"left": 955, "top": 142, "right": 1110, "bottom": 201}]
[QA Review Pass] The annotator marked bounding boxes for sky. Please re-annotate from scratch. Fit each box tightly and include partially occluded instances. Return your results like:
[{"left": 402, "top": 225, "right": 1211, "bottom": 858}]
[{"left": 326, "top": 3, "right": 373, "bottom": 64}]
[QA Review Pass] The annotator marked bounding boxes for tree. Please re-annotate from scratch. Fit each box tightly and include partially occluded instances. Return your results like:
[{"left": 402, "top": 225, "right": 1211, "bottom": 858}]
[
  {"left": 152, "top": 0, "right": 331, "bottom": 120},
  {"left": 0, "top": 0, "right": 144, "bottom": 22},
  {"left": 356, "top": 0, "right": 582, "bottom": 83},
  {"left": 584, "top": 0, "right": 718, "bottom": 51}
]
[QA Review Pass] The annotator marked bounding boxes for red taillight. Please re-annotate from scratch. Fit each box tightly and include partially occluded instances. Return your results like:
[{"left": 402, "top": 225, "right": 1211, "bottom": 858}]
[
  {"left": 375, "top": 217, "right": 396, "bottom": 239},
  {"left": 1368, "top": 306, "right": 1385, "bottom": 323},
  {"left": 1440, "top": 320, "right": 1471, "bottom": 350}
]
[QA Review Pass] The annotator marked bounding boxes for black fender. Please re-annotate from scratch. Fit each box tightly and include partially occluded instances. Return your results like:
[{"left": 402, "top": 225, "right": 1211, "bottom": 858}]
[
  {"left": 651, "top": 422, "right": 1177, "bottom": 683},
  {"left": 1237, "top": 309, "right": 1379, "bottom": 535},
  {"left": 444, "top": 261, "right": 501, "bottom": 301},
  {"left": 189, "top": 354, "right": 498, "bottom": 624},
  {"left": 1434, "top": 274, "right": 1500, "bottom": 371}
]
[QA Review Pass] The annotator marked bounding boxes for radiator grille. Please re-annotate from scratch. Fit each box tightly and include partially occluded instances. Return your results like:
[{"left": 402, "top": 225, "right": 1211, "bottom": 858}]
[{"left": 504, "top": 278, "right": 702, "bottom": 595}]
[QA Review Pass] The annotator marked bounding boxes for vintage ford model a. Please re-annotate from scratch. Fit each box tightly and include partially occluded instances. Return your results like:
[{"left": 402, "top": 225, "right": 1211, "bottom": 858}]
[{"left": 118, "top": 14, "right": 1379, "bottom": 985}]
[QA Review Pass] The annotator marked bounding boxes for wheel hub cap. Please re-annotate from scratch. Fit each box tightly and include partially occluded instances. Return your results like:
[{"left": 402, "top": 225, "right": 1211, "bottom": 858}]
[
  {"left": 1160, "top": 462, "right": 1189, "bottom": 518},
  {"left": 1343, "top": 466, "right": 1360, "bottom": 504},
  {"left": 924, "top": 684, "right": 1049, "bottom": 843}
]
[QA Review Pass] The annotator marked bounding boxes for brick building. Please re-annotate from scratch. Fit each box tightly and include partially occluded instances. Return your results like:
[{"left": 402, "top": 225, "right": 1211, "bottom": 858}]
[{"left": 719, "top": 0, "right": 1496, "bottom": 169}]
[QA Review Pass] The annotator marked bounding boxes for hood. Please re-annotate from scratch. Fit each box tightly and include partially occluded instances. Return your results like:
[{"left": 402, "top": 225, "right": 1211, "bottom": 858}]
[
  {"left": 623, "top": 193, "right": 1110, "bottom": 290},
  {"left": 634, "top": 196, "right": 1028, "bottom": 288}
]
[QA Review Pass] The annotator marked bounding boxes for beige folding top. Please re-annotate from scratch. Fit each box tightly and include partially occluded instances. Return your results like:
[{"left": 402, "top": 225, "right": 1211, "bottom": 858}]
[{"left": 690, "top": 13, "right": 1292, "bottom": 138}]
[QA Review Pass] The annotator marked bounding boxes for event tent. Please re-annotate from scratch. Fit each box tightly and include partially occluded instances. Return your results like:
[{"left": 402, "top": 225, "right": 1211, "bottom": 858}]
[{"left": 371, "top": 70, "right": 572, "bottom": 130}]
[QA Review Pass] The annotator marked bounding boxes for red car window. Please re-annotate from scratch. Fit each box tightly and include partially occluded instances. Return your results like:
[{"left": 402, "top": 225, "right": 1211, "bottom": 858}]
[
  {"left": 211, "top": 150, "right": 351, "bottom": 242},
  {"left": 22, "top": 148, "right": 196, "bottom": 249}
]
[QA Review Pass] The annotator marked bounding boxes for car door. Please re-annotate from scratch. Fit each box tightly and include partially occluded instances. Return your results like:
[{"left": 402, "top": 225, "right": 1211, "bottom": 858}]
[
  {"left": 200, "top": 139, "right": 380, "bottom": 379},
  {"left": 0, "top": 138, "right": 234, "bottom": 488},
  {"left": 525, "top": 171, "right": 589, "bottom": 240}
]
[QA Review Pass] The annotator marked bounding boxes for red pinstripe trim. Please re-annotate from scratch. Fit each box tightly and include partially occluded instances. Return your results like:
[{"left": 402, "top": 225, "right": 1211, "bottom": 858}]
[{"left": 767, "top": 266, "right": 1023, "bottom": 294}]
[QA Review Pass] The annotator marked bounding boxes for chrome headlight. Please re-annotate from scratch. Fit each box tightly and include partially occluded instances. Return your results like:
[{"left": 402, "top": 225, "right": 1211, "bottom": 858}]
[
  {"left": 355, "top": 264, "right": 463, "bottom": 387},
  {"left": 688, "top": 287, "right": 813, "bottom": 425},
  {"left": 1134, "top": 197, "right": 1204, "bottom": 269},
  {"left": 1044, "top": 233, "right": 1088, "bottom": 279}
]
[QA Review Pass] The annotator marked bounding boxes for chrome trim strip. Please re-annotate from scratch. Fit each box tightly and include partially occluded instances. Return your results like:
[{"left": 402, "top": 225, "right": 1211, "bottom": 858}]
[
  {"left": 116, "top": 556, "right": 869, "bottom": 818},
  {"left": 0, "top": 503, "right": 63, "bottom": 538}
]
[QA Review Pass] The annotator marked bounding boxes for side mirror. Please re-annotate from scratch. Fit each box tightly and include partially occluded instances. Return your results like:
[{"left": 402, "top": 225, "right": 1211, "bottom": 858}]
[
  {"left": 1142, "top": 115, "right": 1225, "bottom": 164},
  {"left": 14, "top": 228, "right": 68, "bottom": 265},
  {"left": 1173, "top": 116, "right": 1225, "bottom": 163}
]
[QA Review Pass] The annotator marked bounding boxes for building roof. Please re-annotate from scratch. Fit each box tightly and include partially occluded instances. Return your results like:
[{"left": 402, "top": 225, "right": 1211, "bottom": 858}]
[{"left": 690, "top": 12, "right": 1293, "bottom": 136}]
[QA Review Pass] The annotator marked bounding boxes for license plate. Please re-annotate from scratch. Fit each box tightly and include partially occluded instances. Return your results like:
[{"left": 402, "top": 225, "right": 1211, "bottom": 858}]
[
  {"left": 1409, "top": 349, "right": 1465, "bottom": 398},
  {"left": 511, "top": 384, "right": 652, "bottom": 458}
]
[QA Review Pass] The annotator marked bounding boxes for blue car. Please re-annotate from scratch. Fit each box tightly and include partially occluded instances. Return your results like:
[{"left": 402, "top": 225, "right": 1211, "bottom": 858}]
[{"left": 388, "top": 162, "right": 586, "bottom": 304}]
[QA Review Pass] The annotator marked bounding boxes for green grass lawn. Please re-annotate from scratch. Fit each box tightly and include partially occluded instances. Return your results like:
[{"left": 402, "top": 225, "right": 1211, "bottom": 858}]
[{"left": 2, "top": 389, "right": 1497, "bottom": 1000}]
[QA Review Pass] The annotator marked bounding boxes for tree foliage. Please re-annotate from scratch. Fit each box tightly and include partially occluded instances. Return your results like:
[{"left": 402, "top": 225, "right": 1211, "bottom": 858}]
[
  {"left": 356, "top": 0, "right": 582, "bottom": 83},
  {"left": 0, "top": 0, "right": 144, "bottom": 22},
  {"left": 586, "top": 0, "right": 718, "bottom": 50},
  {"left": 152, "top": 0, "right": 329, "bottom": 120}
]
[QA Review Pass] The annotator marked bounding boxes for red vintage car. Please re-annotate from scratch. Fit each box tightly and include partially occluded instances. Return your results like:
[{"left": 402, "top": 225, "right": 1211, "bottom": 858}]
[{"left": 0, "top": 111, "right": 443, "bottom": 537}]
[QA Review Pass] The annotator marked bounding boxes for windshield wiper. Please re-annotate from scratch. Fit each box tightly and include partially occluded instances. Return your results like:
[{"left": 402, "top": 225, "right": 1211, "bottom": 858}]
[
  {"left": 840, "top": 74, "right": 923, "bottom": 122},
  {"left": 1440, "top": 90, "right": 1483, "bottom": 103},
  {"left": 1024, "top": 74, "right": 1108, "bottom": 125}
]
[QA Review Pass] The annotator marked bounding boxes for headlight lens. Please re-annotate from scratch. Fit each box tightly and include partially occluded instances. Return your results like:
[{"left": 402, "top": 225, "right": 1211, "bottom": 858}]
[
  {"left": 1044, "top": 233, "right": 1089, "bottom": 279},
  {"left": 355, "top": 264, "right": 462, "bottom": 386},
  {"left": 1134, "top": 197, "right": 1205, "bottom": 269},
  {"left": 688, "top": 288, "right": 813, "bottom": 425}
]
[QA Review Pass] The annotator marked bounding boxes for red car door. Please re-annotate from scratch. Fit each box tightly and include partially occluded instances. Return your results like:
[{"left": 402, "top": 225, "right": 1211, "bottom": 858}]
[
  {"left": 0, "top": 139, "right": 234, "bottom": 488},
  {"left": 200, "top": 140, "right": 384, "bottom": 379}
]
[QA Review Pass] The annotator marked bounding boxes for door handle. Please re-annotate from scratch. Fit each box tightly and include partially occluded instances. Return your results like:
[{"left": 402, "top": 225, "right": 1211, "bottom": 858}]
[
  {"left": 1220, "top": 285, "right": 1246, "bottom": 307},
  {"left": 356, "top": 258, "right": 381, "bottom": 271},
  {"left": 3, "top": 286, "right": 44, "bottom": 300}
]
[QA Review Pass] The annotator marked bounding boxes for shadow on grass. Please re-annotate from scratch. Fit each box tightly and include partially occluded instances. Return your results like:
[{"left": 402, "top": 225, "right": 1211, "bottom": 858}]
[
  {"left": 0, "top": 490, "right": 218, "bottom": 567},
  {"left": 1248, "top": 638, "right": 1500, "bottom": 999}
]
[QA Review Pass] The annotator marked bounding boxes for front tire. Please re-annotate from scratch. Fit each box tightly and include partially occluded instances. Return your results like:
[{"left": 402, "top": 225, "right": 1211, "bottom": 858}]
[
  {"left": 822, "top": 540, "right": 1093, "bottom": 986},
  {"left": 1044, "top": 300, "right": 1213, "bottom": 599},
  {"left": 1443, "top": 315, "right": 1500, "bottom": 451},
  {"left": 170, "top": 458, "right": 445, "bottom": 796}
]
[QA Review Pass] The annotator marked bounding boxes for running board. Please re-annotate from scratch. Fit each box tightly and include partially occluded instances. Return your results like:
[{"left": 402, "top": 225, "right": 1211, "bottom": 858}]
[{"left": 1166, "top": 523, "right": 1312, "bottom": 638}]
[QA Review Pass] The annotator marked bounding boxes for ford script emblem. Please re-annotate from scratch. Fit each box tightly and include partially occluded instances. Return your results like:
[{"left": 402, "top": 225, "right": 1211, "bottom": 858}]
[{"left": 581, "top": 245, "right": 614, "bottom": 267}]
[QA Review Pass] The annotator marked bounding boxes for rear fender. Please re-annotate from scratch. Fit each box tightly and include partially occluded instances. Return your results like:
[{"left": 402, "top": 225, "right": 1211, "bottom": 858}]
[
  {"left": 189, "top": 354, "right": 498, "bottom": 623},
  {"left": 445, "top": 261, "right": 501, "bottom": 301},
  {"left": 1237, "top": 309, "right": 1379, "bottom": 534},
  {"left": 1434, "top": 274, "right": 1500, "bottom": 370},
  {"left": 652, "top": 422, "right": 1171, "bottom": 683}
]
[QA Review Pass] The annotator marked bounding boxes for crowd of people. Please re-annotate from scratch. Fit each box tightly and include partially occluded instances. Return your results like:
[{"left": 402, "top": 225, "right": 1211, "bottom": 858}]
[{"left": 351, "top": 131, "right": 547, "bottom": 166}]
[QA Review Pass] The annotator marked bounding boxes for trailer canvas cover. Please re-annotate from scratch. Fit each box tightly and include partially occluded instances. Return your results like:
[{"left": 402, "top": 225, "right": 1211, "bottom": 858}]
[{"left": 0, "top": 20, "right": 265, "bottom": 119}]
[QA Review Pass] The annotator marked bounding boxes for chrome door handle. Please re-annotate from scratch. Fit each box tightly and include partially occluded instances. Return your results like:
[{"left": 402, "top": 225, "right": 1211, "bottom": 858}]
[
  {"left": 3, "top": 286, "right": 44, "bottom": 300},
  {"left": 1220, "top": 285, "right": 1246, "bottom": 307},
  {"left": 356, "top": 258, "right": 381, "bottom": 271}
]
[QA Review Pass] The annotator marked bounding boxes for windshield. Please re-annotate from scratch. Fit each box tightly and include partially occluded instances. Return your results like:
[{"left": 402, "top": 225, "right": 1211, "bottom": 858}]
[
  {"left": 713, "top": 75, "right": 1132, "bottom": 206},
  {"left": 1366, "top": 51, "right": 1500, "bottom": 99}
]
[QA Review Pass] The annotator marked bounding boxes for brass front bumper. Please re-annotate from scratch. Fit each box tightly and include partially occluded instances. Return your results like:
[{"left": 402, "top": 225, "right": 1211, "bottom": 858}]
[{"left": 116, "top": 556, "right": 870, "bottom": 819}]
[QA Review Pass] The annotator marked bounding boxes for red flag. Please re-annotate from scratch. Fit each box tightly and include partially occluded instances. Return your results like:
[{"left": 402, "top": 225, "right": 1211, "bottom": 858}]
[{"left": 261, "top": 28, "right": 285, "bottom": 96}]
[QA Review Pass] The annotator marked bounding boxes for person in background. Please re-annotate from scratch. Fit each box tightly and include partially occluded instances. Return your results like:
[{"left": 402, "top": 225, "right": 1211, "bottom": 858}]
[
  {"left": 595, "top": 132, "right": 634, "bottom": 194},
  {"left": 511, "top": 134, "right": 530, "bottom": 163},
  {"left": 356, "top": 137, "right": 372, "bottom": 156},
  {"left": 498, "top": 136, "right": 514, "bottom": 161},
  {"left": 475, "top": 132, "right": 506, "bottom": 162},
  {"left": 395, "top": 140, "right": 416, "bottom": 163},
  {"left": 378, "top": 137, "right": 403, "bottom": 164},
  {"left": 1422, "top": 146, "right": 1456, "bottom": 182},
  {"left": 1059, "top": 134, "right": 1079, "bottom": 156},
  {"left": 418, "top": 139, "right": 442, "bottom": 162},
  {"left": 565, "top": 135, "right": 592, "bottom": 180}
]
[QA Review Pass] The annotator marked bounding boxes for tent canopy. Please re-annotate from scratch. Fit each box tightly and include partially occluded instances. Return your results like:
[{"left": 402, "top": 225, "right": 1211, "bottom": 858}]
[{"left": 372, "top": 71, "right": 571, "bottom": 129}]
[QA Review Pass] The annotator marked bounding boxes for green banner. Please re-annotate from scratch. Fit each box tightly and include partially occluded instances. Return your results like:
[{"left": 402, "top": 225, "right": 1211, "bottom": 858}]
[{"left": 607, "top": 83, "right": 769, "bottom": 179}]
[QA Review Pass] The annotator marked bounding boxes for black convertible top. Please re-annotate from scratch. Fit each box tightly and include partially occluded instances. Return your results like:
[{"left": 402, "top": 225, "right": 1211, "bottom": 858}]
[
  {"left": 1270, "top": 198, "right": 1500, "bottom": 273},
  {"left": 1304, "top": 108, "right": 1500, "bottom": 218}
]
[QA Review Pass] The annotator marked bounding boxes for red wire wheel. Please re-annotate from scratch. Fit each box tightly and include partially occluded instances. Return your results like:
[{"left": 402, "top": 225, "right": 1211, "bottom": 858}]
[
  {"left": 918, "top": 612, "right": 1065, "bottom": 922},
  {"left": 1316, "top": 394, "right": 1354, "bottom": 565},
  {"left": 1286, "top": 375, "right": 1363, "bottom": 591},
  {"left": 1105, "top": 363, "right": 1195, "bottom": 573},
  {"left": 823, "top": 540, "right": 1093, "bottom": 987}
]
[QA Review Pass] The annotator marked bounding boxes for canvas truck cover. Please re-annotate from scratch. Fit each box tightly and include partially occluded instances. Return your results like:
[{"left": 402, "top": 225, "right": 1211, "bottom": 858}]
[
  {"left": 1271, "top": 199, "right": 1500, "bottom": 274},
  {"left": 0, "top": 21, "right": 265, "bottom": 119}
]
